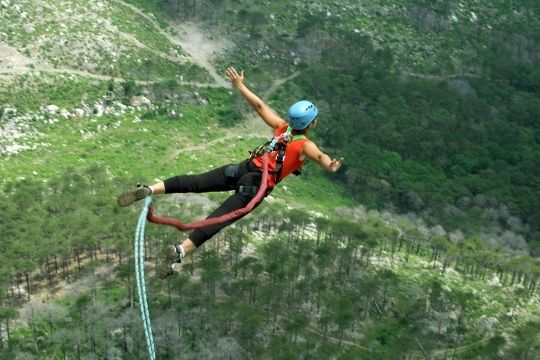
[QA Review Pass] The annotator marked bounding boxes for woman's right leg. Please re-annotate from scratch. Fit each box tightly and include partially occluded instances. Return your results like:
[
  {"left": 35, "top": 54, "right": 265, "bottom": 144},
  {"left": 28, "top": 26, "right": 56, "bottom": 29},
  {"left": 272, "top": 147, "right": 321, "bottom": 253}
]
[
  {"left": 161, "top": 164, "right": 234, "bottom": 194},
  {"left": 118, "top": 164, "right": 235, "bottom": 206},
  {"left": 149, "top": 181, "right": 165, "bottom": 195}
]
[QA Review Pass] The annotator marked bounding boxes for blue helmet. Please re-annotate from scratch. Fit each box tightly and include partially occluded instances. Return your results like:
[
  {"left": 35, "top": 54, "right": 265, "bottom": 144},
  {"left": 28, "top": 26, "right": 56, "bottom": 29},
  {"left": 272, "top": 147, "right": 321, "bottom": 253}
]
[{"left": 287, "top": 100, "right": 318, "bottom": 130}]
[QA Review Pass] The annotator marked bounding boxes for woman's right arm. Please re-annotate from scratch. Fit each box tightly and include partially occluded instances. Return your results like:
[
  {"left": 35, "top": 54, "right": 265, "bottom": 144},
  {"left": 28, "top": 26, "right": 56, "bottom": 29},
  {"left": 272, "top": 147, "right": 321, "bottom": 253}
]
[{"left": 226, "top": 67, "right": 286, "bottom": 129}]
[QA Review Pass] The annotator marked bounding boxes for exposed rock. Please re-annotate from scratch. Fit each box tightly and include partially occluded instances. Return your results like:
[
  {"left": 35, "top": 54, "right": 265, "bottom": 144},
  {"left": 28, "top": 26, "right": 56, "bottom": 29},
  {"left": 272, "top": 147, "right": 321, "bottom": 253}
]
[
  {"left": 73, "top": 108, "right": 85, "bottom": 118},
  {"left": 193, "top": 92, "right": 208, "bottom": 106},
  {"left": 93, "top": 104, "right": 104, "bottom": 117},
  {"left": 2, "top": 107, "right": 17, "bottom": 118},
  {"left": 46, "top": 104, "right": 59, "bottom": 113},
  {"left": 130, "top": 95, "right": 152, "bottom": 108},
  {"left": 475, "top": 315, "right": 499, "bottom": 334},
  {"left": 488, "top": 275, "right": 502, "bottom": 287},
  {"left": 60, "top": 109, "right": 70, "bottom": 118}
]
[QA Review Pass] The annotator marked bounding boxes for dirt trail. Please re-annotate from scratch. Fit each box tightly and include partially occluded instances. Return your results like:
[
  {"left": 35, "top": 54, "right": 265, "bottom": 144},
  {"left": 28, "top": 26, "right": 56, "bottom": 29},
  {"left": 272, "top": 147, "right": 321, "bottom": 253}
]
[
  {"left": 243, "top": 71, "right": 301, "bottom": 132},
  {"left": 170, "top": 22, "right": 232, "bottom": 88},
  {"left": 0, "top": 64, "right": 222, "bottom": 87},
  {"left": 112, "top": 0, "right": 231, "bottom": 88},
  {"left": 263, "top": 71, "right": 300, "bottom": 98}
]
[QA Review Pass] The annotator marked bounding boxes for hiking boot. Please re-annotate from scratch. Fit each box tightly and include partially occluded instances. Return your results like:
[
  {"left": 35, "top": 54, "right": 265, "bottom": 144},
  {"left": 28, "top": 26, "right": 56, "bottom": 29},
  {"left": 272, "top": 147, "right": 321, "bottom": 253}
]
[
  {"left": 159, "top": 245, "right": 183, "bottom": 279},
  {"left": 117, "top": 184, "right": 151, "bottom": 207}
]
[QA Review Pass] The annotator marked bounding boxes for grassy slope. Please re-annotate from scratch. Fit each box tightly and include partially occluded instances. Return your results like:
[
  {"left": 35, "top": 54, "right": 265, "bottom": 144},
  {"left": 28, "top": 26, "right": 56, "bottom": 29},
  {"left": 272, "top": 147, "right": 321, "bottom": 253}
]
[
  {"left": 0, "top": 0, "right": 350, "bottom": 212},
  {"left": 1, "top": 0, "right": 539, "bottom": 358},
  {"left": 0, "top": 0, "right": 208, "bottom": 80},
  {"left": 0, "top": 80, "right": 353, "bottom": 214}
]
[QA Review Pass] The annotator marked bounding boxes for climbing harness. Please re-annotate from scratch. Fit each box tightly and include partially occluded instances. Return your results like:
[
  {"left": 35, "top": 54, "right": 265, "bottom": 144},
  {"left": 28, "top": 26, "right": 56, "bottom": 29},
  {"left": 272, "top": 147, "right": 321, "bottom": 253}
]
[
  {"left": 249, "top": 126, "right": 305, "bottom": 184},
  {"left": 135, "top": 197, "right": 157, "bottom": 360},
  {"left": 249, "top": 125, "right": 299, "bottom": 158}
]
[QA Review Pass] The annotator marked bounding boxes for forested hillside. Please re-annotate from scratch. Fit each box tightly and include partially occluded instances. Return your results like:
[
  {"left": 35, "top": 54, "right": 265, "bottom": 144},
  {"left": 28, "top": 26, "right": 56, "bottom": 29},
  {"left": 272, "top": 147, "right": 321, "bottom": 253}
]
[
  {"left": 162, "top": 0, "right": 540, "bottom": 254},
  {"left": 1, "top": 0, "right": 539, "bottom": 359}
]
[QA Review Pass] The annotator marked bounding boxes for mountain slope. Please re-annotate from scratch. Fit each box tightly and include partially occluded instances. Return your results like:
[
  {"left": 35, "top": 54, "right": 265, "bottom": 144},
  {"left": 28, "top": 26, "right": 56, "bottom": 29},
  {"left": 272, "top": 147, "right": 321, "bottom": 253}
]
[{"left": 0, "top": 1, "right": 539, "bottom": 359}]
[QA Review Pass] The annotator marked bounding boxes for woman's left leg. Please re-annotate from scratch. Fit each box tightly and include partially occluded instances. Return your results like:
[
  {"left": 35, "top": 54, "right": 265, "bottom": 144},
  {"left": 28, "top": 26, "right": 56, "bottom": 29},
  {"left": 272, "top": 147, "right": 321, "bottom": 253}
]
[{"left": 159, "top": 170, "right": 266, "bottom": 277}]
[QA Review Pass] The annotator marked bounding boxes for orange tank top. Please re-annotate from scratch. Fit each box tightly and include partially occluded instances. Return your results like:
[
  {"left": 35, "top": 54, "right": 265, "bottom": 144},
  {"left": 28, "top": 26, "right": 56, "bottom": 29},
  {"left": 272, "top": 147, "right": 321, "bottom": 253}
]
[{"left": 252, "top": 123, "right": 308, "bottom": 188}]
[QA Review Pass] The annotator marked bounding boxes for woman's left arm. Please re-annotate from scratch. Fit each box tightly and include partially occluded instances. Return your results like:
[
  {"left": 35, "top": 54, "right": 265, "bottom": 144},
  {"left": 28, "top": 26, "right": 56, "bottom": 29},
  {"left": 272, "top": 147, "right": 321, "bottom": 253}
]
[{"left": 303, "top": 140, "right": 344, "bottom": 172}]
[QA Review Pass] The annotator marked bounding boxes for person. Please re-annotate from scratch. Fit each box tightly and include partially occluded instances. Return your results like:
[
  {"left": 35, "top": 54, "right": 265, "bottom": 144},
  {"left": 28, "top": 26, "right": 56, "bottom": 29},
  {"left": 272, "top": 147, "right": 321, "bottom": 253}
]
[{"left": 117, "top": 67, "right": 344, "bottom": 278}]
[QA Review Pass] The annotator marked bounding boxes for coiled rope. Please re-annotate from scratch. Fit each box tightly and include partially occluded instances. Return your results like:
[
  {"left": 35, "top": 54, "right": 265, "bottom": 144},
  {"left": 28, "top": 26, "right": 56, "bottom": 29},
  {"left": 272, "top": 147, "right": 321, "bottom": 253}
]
[{"left": 135, "top": 196, "right": 156, "bottom": 360}]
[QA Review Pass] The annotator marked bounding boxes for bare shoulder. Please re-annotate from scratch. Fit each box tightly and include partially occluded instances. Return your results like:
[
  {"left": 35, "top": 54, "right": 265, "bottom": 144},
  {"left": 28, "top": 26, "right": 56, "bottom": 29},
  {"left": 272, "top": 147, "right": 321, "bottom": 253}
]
[
  {"left": 271, "top": 117, "right": 288, "bottom": 129},
  {"left": 302, "top": 140, "right": 324, "bottom": 160},
  {"left": 259, "top": 105, "right": 287, "bottom": 129}
]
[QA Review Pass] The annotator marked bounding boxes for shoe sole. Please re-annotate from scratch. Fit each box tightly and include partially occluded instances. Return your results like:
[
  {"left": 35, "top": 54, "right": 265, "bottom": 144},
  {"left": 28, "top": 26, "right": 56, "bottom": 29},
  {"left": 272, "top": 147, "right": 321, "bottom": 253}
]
[
  {"left": 159, "top": 245, "right": 177, "bottom": 279},
  {"left": 117, "top": 187, "right": 149, "bottom": 207}
]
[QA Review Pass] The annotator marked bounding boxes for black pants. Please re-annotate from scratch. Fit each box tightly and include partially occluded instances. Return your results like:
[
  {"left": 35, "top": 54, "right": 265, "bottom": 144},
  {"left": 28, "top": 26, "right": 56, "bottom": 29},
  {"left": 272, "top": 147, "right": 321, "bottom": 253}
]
[{"left": 163, "top": 160, "right": 267, "bottom": 247}]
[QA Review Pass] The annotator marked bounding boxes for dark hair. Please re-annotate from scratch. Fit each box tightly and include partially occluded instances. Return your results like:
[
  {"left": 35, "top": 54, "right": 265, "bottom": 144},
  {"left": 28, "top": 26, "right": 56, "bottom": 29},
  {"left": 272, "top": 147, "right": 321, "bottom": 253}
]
[{"left": 293, "top": 117, "right": 317, "bottom": 134}]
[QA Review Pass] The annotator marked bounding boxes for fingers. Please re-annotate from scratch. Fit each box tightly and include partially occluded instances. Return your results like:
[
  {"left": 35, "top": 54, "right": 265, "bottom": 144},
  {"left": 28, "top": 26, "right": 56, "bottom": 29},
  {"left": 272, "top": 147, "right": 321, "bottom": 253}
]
[
  {"left": 225, "top": 67, "right": 234, "bottom": 81},
  {"left": 329, "top": 157, "right": 344, "bottom": 171},
  {"left": 225, "top": 67, "right": 243, "bottom": 84},
  {"left": 226, "top": 67, "right": 239, "bottom": 78}
]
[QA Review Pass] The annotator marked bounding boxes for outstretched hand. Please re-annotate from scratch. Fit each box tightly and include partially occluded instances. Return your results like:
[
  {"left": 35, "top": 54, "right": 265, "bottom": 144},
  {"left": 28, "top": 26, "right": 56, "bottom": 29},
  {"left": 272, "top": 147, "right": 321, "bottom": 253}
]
[
  {"left": 329, "top": 157, "right": 344, "bottom": 172},
  {"left": 226, "top": 67, "right": 244, "bottom": 88}
]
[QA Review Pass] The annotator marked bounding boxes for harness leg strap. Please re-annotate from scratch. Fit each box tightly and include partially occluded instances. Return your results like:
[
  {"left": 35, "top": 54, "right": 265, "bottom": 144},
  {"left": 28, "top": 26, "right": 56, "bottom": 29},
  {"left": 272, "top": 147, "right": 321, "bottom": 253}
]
[{"left": 236, "top": 185, "right": 259, "bottom": 195}]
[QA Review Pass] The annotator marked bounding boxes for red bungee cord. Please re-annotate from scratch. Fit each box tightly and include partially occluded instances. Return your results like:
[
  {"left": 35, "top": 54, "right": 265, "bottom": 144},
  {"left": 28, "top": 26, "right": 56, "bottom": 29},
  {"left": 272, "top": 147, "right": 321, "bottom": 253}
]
[{"left": 146, "top": 153, "right": 269, "bottom": 231}]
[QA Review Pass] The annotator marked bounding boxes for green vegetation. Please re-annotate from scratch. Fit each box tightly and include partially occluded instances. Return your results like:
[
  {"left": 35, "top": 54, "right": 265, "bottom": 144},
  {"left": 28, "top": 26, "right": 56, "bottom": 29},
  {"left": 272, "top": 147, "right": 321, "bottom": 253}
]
[
  {"left": 175, "top": 0, "right": 540, "bottom": 252},
  {"left": 291, "top": 67, "right": 540, "bottom": 240},
  {"left": 1, "top": 0, "right": 539, "bottom": 358},
  {"left": 0, "top": 73, "right": 106, "bottom": 112},
  {"left": 0, "top": 0, "right": 210, "bottom": 82},
  {"left": 0, "top": 167, "right": 538, "bottom": 359}
]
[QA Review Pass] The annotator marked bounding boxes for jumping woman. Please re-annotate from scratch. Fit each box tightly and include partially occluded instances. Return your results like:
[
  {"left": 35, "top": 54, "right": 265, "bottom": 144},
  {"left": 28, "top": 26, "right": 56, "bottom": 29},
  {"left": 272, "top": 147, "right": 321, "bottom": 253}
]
[{"left": 117, "top": 67, "right": 344, "bottom": 278}]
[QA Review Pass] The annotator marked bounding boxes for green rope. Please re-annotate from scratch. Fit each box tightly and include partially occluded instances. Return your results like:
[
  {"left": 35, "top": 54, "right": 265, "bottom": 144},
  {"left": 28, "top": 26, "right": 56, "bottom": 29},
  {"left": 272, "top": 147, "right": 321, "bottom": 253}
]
[{"left": 135, "top": 196, "right": 156, "bottom": 360}]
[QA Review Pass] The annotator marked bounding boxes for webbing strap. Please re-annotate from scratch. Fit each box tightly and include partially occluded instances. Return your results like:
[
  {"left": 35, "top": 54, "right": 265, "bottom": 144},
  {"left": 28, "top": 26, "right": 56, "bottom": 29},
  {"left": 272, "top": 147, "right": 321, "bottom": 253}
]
[
  {"left": 274, "top": 133, "right": 305, "bottom": 184},
  {"left": 237, "top": 185, "right": 258, "bottom": 195},
  {"left": 135, "top": 197, "right": 156, "bottom": 360},
  {"left": 147, "top": 152, "right": 270, "bottom": 231}
]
